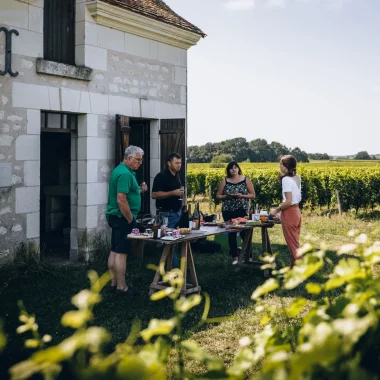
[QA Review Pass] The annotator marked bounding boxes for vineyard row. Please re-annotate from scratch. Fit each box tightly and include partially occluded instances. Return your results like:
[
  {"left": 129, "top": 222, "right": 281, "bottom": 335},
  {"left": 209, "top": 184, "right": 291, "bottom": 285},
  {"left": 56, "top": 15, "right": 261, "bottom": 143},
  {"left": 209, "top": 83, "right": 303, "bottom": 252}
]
[{"left": 186, "top": 168, "right": 380, "bottom": 211}]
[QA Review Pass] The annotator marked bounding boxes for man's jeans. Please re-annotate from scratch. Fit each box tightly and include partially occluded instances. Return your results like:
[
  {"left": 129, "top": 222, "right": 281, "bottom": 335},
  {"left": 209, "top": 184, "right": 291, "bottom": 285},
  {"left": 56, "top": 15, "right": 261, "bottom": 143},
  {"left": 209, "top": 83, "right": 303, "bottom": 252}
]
[{"left": 162, "top": 210, "right": 181, "bottom": 268}]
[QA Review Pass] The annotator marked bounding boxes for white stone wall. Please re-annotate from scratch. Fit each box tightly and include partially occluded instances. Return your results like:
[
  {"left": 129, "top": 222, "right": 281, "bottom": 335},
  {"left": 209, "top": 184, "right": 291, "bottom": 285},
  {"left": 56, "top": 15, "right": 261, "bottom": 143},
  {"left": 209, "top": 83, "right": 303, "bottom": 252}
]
[{"left": 0, "top": 0, "right": 189, "bottom": 263}]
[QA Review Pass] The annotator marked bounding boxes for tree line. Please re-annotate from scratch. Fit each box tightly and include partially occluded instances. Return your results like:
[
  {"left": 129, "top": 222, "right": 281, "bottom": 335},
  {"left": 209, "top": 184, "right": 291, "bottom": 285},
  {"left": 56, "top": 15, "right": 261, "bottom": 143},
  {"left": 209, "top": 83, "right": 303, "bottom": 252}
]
[
  {"left": 187, "top": 138, "right": 377, "bottom": 163},
  {"left": 188, "top": 138, "right": 311, "bottom": 163}
]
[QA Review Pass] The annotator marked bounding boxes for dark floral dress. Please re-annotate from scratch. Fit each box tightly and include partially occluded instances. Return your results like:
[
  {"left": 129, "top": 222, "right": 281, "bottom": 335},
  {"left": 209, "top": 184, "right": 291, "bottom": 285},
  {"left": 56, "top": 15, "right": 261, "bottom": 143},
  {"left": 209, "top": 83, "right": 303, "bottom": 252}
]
[
  {"left": 221, "top": 176, "right": 250, "bottom": 258},
  {"left": 222, "top": 177, "right": 249, "bottom": 212}
]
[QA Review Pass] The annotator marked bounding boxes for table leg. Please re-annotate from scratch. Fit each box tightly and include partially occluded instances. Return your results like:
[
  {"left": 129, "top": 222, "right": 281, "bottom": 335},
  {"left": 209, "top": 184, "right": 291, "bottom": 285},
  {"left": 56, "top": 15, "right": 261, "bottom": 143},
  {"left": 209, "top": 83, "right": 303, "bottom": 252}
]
[
  {"left": 265, "top": 228, "right": 273, "bottom": 254},
  {"left": 262, "top": 227, "right": 273, "bottom": 278},
  {"left": 240, "top": 229, "right": 253, "bottom": 264},
  {"left": 149, "top": 245, "right": 172, "bottom": 296},
  {"left": 180, "top": 242, "right": 188, "bottom": 294},
  {"left": 261, "top": 227, "right": 267, "bottom": 255},
  {"left": 262, "top": 227, "right": 273, "bottom": 255},
  {"left": 186, "top": 243, "right": 200, "bottom": 294},
  {"left": 167, "top": 248, "right": 173, "bottom": 272}
]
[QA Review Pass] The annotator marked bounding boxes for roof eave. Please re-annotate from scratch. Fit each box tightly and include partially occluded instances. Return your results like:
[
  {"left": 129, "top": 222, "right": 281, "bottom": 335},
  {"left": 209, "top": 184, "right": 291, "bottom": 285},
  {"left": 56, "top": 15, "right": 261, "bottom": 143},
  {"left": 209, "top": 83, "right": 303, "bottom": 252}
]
[{"left": 87, "top": 1, "right": 204, "bottom": 50}]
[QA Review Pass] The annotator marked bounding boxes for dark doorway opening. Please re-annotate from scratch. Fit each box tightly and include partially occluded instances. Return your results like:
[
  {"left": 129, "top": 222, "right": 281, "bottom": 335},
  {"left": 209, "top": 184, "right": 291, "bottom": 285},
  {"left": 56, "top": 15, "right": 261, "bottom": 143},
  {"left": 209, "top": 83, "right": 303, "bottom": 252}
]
[
  {"left": 129, "top": 119, "right": 150, "bottom": 215},
  {"left": 40, "top": 112, "right": 76, "bottom": 261},
  {"left": 115, "top": 116, "right": 151, "bottom": 216}
]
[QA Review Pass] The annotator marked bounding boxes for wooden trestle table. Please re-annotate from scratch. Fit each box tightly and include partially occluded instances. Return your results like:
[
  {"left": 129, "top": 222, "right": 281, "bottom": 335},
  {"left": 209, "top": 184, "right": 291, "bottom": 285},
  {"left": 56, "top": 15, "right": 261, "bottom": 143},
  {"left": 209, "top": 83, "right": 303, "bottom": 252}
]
[{"left": 128, "top": 222, "right": 276, "bottom": 296}]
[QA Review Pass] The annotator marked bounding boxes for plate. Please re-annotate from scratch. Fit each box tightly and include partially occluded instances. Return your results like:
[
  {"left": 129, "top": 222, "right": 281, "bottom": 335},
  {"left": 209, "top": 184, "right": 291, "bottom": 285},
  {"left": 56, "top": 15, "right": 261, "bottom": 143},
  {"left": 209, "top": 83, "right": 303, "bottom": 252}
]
[
  {"left": 127, "top": 233, "right": 153, "bottom": 239},
  {"left": 161, "top": 235, "right": 185, "bottom": 241},
  {"left": 190, "top": 229, "right": 206, "bottom": 234}
]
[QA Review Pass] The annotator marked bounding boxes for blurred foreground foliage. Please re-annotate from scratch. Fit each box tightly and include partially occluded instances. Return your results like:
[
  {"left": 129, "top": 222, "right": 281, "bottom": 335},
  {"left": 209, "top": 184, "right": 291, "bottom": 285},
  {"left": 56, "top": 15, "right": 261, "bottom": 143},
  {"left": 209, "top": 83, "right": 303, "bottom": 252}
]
[{"left": 2, "top": 229, "right": 380, "bottom": 379}]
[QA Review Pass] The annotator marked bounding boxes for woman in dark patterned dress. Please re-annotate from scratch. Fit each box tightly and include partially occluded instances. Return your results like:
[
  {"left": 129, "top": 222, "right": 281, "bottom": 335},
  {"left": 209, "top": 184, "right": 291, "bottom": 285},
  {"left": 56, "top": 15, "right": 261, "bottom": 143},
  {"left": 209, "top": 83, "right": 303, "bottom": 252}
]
[{"left": 216, "top": 161, "right": 256, "bottom": 264}]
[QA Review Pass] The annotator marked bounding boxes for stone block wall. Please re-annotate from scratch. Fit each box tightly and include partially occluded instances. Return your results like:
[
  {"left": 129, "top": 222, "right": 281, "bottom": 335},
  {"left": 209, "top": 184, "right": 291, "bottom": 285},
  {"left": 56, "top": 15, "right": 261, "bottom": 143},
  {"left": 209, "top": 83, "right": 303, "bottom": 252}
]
[{"left": 0, "top": 0, "right": 189, "bottom": 263}]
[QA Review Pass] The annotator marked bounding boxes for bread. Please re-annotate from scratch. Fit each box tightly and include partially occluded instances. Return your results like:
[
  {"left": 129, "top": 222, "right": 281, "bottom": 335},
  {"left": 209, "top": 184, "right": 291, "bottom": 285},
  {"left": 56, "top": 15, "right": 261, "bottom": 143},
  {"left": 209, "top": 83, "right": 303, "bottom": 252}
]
[{"left": 179, "top": 228, "right": 191, "bottom": 234}]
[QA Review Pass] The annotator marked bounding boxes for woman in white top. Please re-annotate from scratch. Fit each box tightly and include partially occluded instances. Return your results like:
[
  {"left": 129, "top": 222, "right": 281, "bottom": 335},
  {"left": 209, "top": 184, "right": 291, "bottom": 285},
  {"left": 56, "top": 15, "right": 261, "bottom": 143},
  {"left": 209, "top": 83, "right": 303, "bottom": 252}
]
[{"left": 270, "top": 155, "right": 302, "bottom": 268}]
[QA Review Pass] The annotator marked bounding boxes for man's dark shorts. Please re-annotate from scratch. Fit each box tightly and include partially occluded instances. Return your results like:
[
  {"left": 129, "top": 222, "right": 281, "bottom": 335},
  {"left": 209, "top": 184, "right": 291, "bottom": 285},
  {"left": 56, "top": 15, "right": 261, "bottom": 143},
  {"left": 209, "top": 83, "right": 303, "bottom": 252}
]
[{"left": 107, "top": 215, "right": 136, "bottom": 254}]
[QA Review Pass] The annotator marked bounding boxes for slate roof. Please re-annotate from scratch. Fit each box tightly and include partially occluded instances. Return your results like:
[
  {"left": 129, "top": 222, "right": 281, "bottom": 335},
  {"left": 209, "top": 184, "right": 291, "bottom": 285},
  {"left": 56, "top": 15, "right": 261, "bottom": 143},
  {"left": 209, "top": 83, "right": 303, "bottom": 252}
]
[{"left": 101, "top": 0, "right": 206, "bottom": 37}]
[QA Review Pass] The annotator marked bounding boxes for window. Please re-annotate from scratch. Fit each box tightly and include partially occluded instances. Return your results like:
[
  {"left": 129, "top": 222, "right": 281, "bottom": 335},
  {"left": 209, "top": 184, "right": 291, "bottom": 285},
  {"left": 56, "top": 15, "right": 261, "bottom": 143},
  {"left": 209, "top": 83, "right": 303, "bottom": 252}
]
[
  {"left": 44, "top": 0, "right": 76, "bottom": 65},
  {"left": 41, "top": 112, "right": 78, "bottom": 132}
]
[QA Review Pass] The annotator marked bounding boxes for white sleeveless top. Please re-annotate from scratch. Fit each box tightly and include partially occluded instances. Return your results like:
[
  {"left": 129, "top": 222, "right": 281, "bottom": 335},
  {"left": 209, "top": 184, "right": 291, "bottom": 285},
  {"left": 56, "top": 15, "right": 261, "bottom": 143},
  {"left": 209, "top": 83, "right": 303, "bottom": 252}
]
[{"left": 282, "top": 176, "right": 302, "bottom": 204}]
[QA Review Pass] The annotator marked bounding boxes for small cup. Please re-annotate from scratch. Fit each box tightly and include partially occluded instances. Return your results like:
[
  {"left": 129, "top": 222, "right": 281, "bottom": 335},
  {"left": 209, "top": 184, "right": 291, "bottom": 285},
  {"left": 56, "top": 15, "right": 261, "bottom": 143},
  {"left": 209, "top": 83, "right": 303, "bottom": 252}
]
[
  {"left": 166, "top": 231, "right": 173, "bottom": 237},
  {"left": 172, "top": 229, "right": 180, "bottom": 237},
  {"left": 131, "top": 228, "right": 140, "bottom": 235},
  {"left": 145, "top": 228, "right": 152, "bottom": 234}
]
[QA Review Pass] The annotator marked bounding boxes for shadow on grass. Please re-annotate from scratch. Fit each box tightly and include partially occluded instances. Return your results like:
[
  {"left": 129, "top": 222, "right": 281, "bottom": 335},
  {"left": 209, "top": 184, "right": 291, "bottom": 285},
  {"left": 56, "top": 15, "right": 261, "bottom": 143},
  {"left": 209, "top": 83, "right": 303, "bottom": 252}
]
[
  {"left": 0, "top": 236, "right": 358, "bottom": 379},
  {"left": 0, "top": 241, "right": 273, "bottom": 379}
]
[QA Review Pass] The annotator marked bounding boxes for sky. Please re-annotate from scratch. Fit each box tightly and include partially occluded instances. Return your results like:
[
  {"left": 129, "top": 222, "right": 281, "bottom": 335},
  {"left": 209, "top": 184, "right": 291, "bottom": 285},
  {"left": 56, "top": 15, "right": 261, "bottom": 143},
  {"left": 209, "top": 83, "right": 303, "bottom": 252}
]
[{"left": 164, "top": 0, "right": 380, "bottom": 156}]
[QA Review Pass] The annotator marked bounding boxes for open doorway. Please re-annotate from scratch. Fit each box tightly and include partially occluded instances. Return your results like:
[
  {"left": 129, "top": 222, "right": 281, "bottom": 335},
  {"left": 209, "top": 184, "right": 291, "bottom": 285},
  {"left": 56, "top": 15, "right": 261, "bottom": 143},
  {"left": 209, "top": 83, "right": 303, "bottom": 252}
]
[
  {"left": 40, "top": 112, "right": 77, "bottom": 261},
  {"left": 115, "top": 116, "right": 151, "bottom": 216},
  {"left": 129, "top": 119, "right": 150, "bottom": 215}
]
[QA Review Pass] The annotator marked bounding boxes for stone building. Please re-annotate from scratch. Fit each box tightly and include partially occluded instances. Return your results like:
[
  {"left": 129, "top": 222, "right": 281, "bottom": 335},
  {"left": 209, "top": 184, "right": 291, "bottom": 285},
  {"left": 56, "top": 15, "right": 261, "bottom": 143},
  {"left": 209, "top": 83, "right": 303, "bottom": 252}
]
[{"left": 0, "top": 0, "right": 205, "bottom": 263}]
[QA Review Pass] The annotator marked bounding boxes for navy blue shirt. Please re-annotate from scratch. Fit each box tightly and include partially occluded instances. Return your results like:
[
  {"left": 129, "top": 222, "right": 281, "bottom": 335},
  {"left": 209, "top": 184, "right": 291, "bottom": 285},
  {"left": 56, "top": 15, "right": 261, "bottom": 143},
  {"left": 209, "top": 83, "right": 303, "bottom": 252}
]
[{"left": 152, "top": 168, "right": 182, "bottom": 212}]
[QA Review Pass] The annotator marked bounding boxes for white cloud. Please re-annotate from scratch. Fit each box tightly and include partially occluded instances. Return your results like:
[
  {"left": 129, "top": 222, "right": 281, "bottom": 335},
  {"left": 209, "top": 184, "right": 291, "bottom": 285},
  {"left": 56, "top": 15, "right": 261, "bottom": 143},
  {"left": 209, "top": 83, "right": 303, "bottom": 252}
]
[
  {"left": 266, "top": 0, "right": 286, "bottom": 8},
  {"left": 224, "top": 0, "right": 256, "bottom": 11}
]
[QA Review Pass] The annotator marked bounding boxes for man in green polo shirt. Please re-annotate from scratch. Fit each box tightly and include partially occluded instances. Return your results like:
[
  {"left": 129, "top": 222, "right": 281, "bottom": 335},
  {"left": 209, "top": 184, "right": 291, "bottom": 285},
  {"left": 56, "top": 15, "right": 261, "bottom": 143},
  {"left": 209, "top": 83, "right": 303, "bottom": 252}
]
[{"left": 106, "top": 145, "right": 147, "bottom": 296}]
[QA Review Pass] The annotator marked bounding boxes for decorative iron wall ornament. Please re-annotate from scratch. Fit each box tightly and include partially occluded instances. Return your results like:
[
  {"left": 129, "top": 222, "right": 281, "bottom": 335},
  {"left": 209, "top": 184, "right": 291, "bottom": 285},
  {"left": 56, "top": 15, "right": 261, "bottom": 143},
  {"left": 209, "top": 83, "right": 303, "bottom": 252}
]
[{"left": 0, "top": 27, "right": 19, "bottom": 77}]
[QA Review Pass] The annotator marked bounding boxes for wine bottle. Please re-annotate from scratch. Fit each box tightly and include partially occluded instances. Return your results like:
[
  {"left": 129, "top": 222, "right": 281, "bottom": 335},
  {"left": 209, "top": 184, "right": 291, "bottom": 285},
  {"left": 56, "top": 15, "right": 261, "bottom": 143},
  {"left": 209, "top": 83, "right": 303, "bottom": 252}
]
[
  {"left": 152, "top": 216, "right": 159, "bottom": 239},
  {"left": 178, "top": 204, "right": 190, "bottom": 228},
  {"left": 153, "top": 211, "right": 163, "bottom": 238},
  {"left": 193, "top": 202, "right": 200, "bottom": 230},
  {"left": 187, "top": 203, "right": 193, "bottom": 229},
  {"left": 249, "top": 203, "right": 254, "bottom": 220}
]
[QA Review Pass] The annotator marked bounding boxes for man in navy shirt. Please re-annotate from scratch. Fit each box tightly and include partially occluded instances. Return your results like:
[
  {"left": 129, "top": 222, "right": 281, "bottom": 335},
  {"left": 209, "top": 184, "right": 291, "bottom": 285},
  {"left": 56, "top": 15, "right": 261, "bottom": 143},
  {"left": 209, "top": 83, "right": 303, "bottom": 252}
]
[{"left": 152, "top": 152, "right": 184, "bottom": 267}]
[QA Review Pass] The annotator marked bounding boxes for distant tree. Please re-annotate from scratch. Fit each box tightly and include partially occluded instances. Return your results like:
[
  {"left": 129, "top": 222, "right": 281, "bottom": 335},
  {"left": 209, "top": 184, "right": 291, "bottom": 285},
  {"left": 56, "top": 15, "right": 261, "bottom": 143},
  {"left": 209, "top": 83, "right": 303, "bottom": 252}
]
[
  {"left": 354, "top": 151, "right": 371, "bottom": 160},
  {"left": 308, "top": 153, "right": 330, "bottom": 160},
  {"left": 218, "top": 138, "right": 250, "bottom": 162},
  {"left": 290, "top": 147, "right": 309, "bottom": 163},
  {"left": 249, "top": 139, "right": 276, "bottom": 162},
  {"left": 211, "top": 153, "right": 233, "bottom": 163},
  {"left": 187, "top": 146, "right": 204, "bottom": 163},
  {"left": 269, "top": 141, "right": 290, "bottom": 160}
]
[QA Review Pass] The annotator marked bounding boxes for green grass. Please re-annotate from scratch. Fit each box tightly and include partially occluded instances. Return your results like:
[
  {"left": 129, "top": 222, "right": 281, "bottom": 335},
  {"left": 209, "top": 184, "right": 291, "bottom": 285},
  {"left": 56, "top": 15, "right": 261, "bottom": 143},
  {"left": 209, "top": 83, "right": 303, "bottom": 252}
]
[{"left": 1, "top": 213, "right": 380, "bottom": 379}]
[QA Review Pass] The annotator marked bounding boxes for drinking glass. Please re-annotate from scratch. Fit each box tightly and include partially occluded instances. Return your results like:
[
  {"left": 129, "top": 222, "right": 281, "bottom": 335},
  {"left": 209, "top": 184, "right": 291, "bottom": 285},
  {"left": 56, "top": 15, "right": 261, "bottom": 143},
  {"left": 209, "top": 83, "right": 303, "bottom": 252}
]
[{"left": 179, "top": 186, "right": 185, "bottom": 201}]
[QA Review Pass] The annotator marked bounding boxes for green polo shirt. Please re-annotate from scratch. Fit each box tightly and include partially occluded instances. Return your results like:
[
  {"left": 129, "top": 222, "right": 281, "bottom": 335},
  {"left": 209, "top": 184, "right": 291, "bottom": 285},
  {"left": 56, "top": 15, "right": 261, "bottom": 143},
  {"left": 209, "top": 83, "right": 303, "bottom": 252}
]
[{"left": 106, "top": 163, "right": 141, "bottom": 220}]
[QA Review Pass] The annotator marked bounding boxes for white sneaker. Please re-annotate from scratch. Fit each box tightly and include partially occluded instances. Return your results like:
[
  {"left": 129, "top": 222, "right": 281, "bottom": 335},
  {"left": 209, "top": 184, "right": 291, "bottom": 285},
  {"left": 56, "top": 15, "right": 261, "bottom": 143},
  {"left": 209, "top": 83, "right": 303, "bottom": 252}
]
[{"left": 232, "top": 257, "right": 239, "bottom": 265}]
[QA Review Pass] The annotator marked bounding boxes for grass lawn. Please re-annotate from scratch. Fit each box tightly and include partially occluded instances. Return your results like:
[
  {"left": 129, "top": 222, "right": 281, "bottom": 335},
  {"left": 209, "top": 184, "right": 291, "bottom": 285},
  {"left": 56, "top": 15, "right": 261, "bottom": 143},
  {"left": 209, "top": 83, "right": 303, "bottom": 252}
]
[{"left": 0, "top": 212, "right": 379, "bottom": 379}]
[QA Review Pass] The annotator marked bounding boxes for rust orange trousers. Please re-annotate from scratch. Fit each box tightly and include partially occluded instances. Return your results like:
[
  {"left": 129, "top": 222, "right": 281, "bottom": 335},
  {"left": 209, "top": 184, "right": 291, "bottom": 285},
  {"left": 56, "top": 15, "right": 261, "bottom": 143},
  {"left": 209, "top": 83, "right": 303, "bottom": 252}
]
[{"left": 281, "top": 206, "right": 302, "bottom": 267}]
